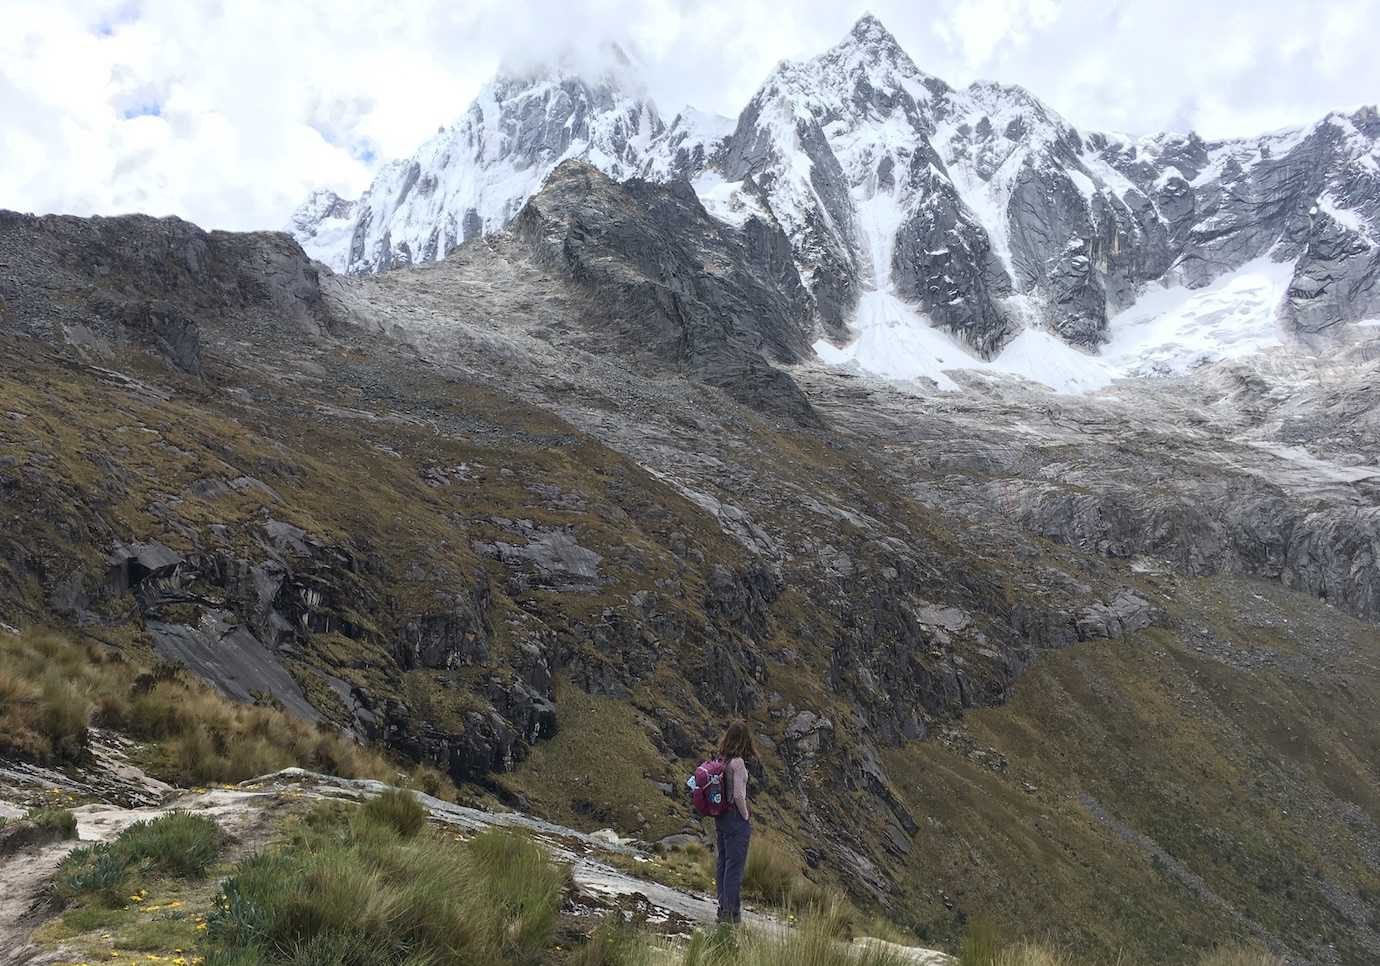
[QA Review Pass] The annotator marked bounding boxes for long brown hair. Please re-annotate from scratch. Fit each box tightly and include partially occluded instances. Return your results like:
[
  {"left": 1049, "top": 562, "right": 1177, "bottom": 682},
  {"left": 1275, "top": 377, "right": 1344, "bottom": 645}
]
[{"left": 718, "top": 719, "right": 757, "bottom": 761}]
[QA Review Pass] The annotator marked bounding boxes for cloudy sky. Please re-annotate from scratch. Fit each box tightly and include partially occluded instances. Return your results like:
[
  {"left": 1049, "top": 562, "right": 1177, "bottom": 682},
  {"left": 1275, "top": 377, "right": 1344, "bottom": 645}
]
[{"left": 4, "top": 0, "right": 1376, "bottom": 232}]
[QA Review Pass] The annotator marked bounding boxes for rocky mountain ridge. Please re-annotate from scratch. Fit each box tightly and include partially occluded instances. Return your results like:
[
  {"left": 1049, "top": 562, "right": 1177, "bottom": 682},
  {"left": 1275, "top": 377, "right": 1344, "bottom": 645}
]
[{"left": 292, "top": 15, "right": 1380, "bottom": 389}]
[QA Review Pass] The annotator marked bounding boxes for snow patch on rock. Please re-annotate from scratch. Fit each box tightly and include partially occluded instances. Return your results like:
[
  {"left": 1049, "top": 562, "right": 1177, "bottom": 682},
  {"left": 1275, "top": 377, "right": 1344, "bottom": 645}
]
[{"left": 1101, "top": 257, "right": 1297, "bottom": 375}]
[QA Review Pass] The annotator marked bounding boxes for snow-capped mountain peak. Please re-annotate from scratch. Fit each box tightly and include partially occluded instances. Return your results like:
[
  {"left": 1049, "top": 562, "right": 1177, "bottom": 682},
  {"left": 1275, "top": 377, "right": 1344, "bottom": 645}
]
[
  {"left": 496, "top": 38, "right": 644, "bottom": 91},
  {"left": 288, "top": 14, "right": 1380, "bottom": 396},
  {"left": 292, "top": 46, "right": 666, "bottom": 274}
]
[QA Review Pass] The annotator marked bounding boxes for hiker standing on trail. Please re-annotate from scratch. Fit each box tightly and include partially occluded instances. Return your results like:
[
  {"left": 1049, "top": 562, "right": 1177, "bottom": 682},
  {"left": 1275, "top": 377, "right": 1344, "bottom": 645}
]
[{"left": 713, "top": 719, "right": 755, "bottom": 924}]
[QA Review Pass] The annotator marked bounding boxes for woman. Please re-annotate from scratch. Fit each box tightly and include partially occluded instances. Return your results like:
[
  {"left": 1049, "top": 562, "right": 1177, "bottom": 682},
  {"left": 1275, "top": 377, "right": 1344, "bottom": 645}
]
[{"left": 714, "top": 719, "right": 756, "bottom": 924}]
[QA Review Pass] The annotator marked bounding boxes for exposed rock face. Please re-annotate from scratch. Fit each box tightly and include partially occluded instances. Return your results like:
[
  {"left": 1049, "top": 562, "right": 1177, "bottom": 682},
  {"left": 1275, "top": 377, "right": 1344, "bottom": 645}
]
[
  {"left": 147, "top": 615, "right": 322, "bottom": 723},
  {"left": 971, "top": 477, "right": 1380, "bottom": 623},
  {"left": 511, "top": 161, "right": 820, "bottom": 424},
  {"left": 478, "top": 528, "right": 604, "bottom": 593},
  {"left": 396, "top": 582, "right": 492, "bottom": 670},
  {"left": 0, "top": 211, "right": 352, "bottom": 373}
]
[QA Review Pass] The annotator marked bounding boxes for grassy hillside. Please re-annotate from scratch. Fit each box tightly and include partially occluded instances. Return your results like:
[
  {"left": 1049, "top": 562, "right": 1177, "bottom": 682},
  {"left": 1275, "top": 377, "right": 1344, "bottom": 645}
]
[{"left": 3, "top": 322, "right": 1378, "bottom": 964}]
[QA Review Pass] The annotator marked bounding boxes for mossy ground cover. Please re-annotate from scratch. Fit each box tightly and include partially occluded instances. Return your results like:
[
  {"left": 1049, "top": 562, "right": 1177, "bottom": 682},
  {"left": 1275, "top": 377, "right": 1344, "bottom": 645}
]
[
  {"left": 498, "top": 682, "right": 691, "bottom": 840},
  {"left": 875, "top": 574, "right": 1380, "bottom": 964}
]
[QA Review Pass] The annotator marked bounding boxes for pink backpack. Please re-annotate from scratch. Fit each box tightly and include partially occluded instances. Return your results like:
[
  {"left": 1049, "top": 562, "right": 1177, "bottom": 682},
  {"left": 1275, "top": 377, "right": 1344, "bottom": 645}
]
[{"left": 687, "top": 757, "right": 729, "bottom": 817}]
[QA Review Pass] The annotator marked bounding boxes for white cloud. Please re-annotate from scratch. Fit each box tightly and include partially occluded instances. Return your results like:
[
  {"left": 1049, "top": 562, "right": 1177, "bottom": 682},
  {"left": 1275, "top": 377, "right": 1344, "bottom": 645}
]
[{"left": 2, "top": 0, "right": 1376, "bottom": 231}]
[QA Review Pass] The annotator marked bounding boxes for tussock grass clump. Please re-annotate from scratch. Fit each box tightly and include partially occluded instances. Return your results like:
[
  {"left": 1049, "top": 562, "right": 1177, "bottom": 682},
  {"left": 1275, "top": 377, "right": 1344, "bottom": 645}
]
[
  {"left": 1197, "top": 947, "right": 1286, "bottom": 966},
  {"left": 359, "top": 788, "right": 428, "bottom": 838},
  {"left": 955, "top": 923, "right": 1284, "bottom": 966},
  {"left": 959, "top": 918, "right": 1003, "bottom": 966},
  {"left": 743, "top": 838, "right": 802, "bottom": 906},
  {"left": 54, "top": 810, "right": 220, "bottom": 906},
  {"left": 992, "top": 941, "right": 1068, "bottom": 966},
  {"left": 957, "top": 924, "right": 1074, "bottom": 966},
  {"left": 207, "top": 804, "right": 567, "bottom": 965},
  {"left": 0, "top": 631, "right": 117, "bottom": 763},
  {"left": 25, "top": 807, "right": 78, "bottom": 838},
  {"left": 0, "top": 807, "right": 79, "bottom": 856},
  {"left": 679, "top": 920, "right": 910, "bottom": 966},
  {"left": 740, "top": 838, "right": 854, "bottom": 935},
  {"left": 567, "top": 914, "right": 656, "bottom": 966},
  {"left": 466, "top": 827, "right": 571, "bottom": 955},
  {"left": 120, "top": 675, "right": 400, "bottom": 787},
  {"left": 0, "top": 627, "right": 451, "bottom": 794}
]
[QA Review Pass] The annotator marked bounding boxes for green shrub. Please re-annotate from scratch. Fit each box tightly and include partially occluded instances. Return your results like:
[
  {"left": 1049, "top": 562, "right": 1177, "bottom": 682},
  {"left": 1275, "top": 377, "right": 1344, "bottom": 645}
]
[
  {"left": 27, "top": 807, "right": 78, "bottom": 838},
  {"left": 209, "top": 851, "right": 295, "bottom": 950},
  {"left": 208, "top": 821, "right": 566, "bottom": 966},
  {"left": 31, "top": 808, "right": 77, "bottom": 835},
  {"left": 359, "top": 789, "right": 427, "bottom": 838},
  {"left": 54, "top": 844, "right": 131, "bottom": 906},
  {"left": 116, "top": 810, "right": 220, "bottom": 877},
  {"left": 0, "top": 807, "right": 79, "bottom": 857},
  {"left": 54, "top": 810, "right": 220, "bottom": 906}
]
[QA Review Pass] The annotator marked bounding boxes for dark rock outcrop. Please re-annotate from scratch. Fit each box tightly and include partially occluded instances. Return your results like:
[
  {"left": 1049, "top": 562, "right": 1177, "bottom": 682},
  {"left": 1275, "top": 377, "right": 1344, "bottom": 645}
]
[
  {"left": 396, "top": 581, "right": 492, "bottom": 670},
  {"left": 511, "top": 161, "right": 821, "bottom": 426},
  {"left": 0, "top": 210, "right": 354, "bottom": 373}
]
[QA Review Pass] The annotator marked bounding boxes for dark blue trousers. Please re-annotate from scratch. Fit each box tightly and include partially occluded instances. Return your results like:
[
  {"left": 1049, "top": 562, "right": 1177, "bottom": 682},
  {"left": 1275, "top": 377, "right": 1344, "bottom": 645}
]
[{"left": 714, "top": 809, "right": 752, "bottom": 922}]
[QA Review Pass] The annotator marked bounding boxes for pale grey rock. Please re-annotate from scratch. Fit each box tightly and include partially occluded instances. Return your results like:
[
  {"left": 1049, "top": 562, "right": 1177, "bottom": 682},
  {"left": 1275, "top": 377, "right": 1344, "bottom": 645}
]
[
  {"left": 479, "top": 529, "right": 603, "bottom": 591},
  {"left": 1077, "top": 590, "right": 1158, "bottom": 640}
]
